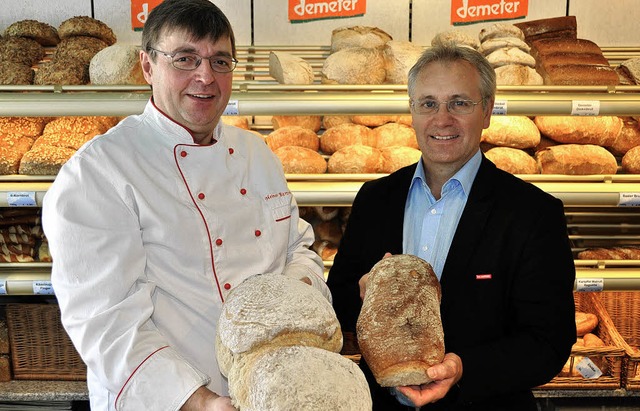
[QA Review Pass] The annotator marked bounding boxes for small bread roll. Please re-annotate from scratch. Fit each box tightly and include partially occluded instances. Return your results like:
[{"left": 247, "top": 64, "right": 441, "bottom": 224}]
[
  {"left": 372, "top": 123, "right": 418, "bottom": 149},
  {"left": 328, "top": 145, "right": 384, "bottom": 174},
  {"left": 330, "top": 25, "right": 392, "bottom": 53},
  {"left": 268, "top": 51, "right": 314, "bottom": 85},
  {"left": 357, "top": 254, "right": 444, "bottom": 387},
  {"left": 0, "top": 117, "right": 46, "bottom": 138},
  {"left": 274, "top": 146, "right": 327, "bottom": 174},
  {"left": 380, "top": 146, "right": 421, "bottom": 173},
  {"left": 482, "top": 116, "right": 541, "bottom": 149},
  {"left": 485, "top": 147, "right": 538, "bottom": 174},
  {"left": 313, "top": 206, "right": 340, "bottom": 222},
  {"left": 265, "top": 126, "right": 319, "bottom": 152},
  {"left": 575, "top": 311, "right": 599, "bottom": 337},
  {"left": 312, "top": 240, "right": 338, "bottom": 261},
  {"left": 271, "top": 115, "right": 322, "bottom": 132},
  {"left": 321, "top": 47, "right": 386, "bottom": 85},
  {"left": 313, "top": 219, "right": 343, "bottom": 245},
  {"left": 320, "top": 123, "right": 374, "bottom": 154}
]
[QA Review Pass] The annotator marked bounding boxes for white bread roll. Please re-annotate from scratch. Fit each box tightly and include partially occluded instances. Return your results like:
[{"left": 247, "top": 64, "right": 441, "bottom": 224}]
[
  {"left": 268, "top": 51, "right": 314, "bottom": 84},
  {"left": 485, "top": 147, "right": 539, "bottom": 174},
  {"left": 215, "top": 274, "right": 342, "bottom": 377},
  {"left": 228, "top": 345, "right": 372, "bottom": 411},
  {"left": 330, "top": 25, "right": 392, "bottom": 53},
  {"left": 481, "top": 116, "right": 540, "bottom": 149},
  {"left": 357, "top": 254, "right": 444, "bottom": 387},
  {"left": 89, "top": 44, "right": 146, "bottom": 85},
  {"left": 622, "top": 145, "right": 640, "bottom": 173},
  {"left": 321, "top": 47, "right": 386, "bottom": 85},
  {"left": 383, "top": 40, "right": 424, "bottom": 84}
]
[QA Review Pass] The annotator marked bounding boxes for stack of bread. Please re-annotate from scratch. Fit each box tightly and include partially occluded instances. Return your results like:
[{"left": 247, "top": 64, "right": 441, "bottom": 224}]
[
  {"left": 477, "top": 23, "right": 542, "bottom": 86},
  {"left": 0, "top": 208, "right": 46, "bottom": 263},
  {"left": 216, "top": 273, "right": 371, "bottom": 410},
  {"left": 0, "top": 117, "right": 47, "bottom": 174},
  {"left": 482, "top": 116, "right": 541, "bottom": 174},
  {"left": 0, "top": 19, "right": 57, "bottom": 85},
  {"left": 560, "top": 310, "right": 605, "bottom": 377},
  {"left": 35, "top": 16, "right": 116, "bottom": 85},
  {"left": 299, "top": 205, "right": 351, "bottom": 261}
]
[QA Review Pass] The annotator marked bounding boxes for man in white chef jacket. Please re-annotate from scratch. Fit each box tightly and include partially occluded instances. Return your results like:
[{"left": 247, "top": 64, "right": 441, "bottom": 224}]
[{"left": 42, "top": 1, "right": 329, "bottom": 410}]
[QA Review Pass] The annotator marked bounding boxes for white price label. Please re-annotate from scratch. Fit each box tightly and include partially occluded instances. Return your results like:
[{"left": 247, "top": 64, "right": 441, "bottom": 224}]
[
  {"left": 576, "top": 357, "right": 603, "bottom": 379},
  {"left": 576, "top": 278, "right": 604, "bottom": 292},
  {"left": 0, "top": 280, "right": 6, "bottom": 295},
  {"left": 223, "top": 100, "right": 239, "bottom": 116},
  {"left": 619, "top": 193, "right": 640, "bottom": 207},
  {"left": 7, "top": 192, "right": 37, "bottom": 207},
  {"left": 33, "top": 281, "right": 54, "bottom": 295},
  {"left": 571, "top": 101, "right": 600, "bottom": 116},
  {"left": 492, "top": 100, "right": 507, "bottom": 115}
]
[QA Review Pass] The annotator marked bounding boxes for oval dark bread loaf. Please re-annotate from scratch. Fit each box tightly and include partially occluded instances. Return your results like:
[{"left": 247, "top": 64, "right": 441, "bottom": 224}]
[{"left": 357, "top": 254, "right": 444, "bottom": 387}]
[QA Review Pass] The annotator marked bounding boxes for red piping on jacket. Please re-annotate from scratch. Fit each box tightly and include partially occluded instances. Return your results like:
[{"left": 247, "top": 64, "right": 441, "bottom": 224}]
[{"left": 115, "top": 345, "right": 170, "bottom": 409}]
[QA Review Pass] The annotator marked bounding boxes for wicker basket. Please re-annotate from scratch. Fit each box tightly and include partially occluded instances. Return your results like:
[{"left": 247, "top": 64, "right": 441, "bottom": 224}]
[
  {"left": 599, "top": 291, "right": 640, "bottom": 390},
  {"left": 537, "top": 292, "right": 625, "bottom": 390},
  {"left": 5, "top": 303, "right": 86, "bottom": 380}
]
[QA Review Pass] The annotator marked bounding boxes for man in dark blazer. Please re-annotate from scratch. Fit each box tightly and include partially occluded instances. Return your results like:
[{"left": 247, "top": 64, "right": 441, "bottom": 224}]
[{"left": 326, "top": 44, "right": 576, "bottom": 410}]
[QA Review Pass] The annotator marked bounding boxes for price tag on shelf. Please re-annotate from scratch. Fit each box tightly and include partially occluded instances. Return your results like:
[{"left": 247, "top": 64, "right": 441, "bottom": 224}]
[
  {"left": 7, "top": 192, "right": 37, "bottom": 207},
  {"left": 571, "top": 100, "right": 600, "bottom": 116},
  {"left": 576, "top": 278, "right": 604, "bottom": 292},
  {"left": 33, "top": 280, "right": 54, "bottom": 295},
  {"left": 619, "top": 193, "right": 640, "bottom": 207},
  {"left": 576, "top": 357, "right": 603, "bottom": 379},
  {"left": 0, "top": 280, "right": 6, "bottom": 295},
  {"left": 492, "top": 100, "right": 507, "bottom": 115},
  {"left": 223, "top": 100, "right": 239, "bottom": 116}
]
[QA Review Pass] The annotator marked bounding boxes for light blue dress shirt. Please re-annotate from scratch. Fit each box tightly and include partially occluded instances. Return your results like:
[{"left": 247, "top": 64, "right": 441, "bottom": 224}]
[{"left": 403, "top": 150, "right": 482, "bottom": 280}]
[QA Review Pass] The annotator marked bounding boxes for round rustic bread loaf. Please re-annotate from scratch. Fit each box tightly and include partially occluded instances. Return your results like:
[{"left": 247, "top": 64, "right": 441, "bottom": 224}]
[
  {"left": 265, "top": 126, "right": 319, "bottom": 152},
  {"left": 485, "top": 147, "right": 539, "bottom": 174},
  {"left": 485, "top": 47, "right": 536, "bottom": 68},
  {"left": 478, "top": 37, "right": 530, "bottom": 55},
  {"left": 383, "top": 40, "right": 424, "bottom": 84},
  {"left": 372, "top": 122, "right": 418, "bottom": 149},
  {"left": 330, "top": 25, "right": 392, "bottom": 53},
  {"left": 0, "top": 36, "right": 45, "bottom": 66},
  {"left": 228, "top": 345, "right": 372, "bottom": 411},
  {"left": 357, "top": 254, "right": 444, "bottom": 387},
  {"left": 494, "top": 64, "right": 543, "bottom": 86},
  {"left": 322, "top": 115, "right": 352, "bottom": 129},
  {"left": 0, "top": 117, "right": 46, "bottom": 138},
  {"left": 479, "top": 22, "right": 525, "bottom": 42},
  {"left": 89, "top": 44, "right": 146, "bottom": 85},
  {"left": 271, "top": 115, "right": 322, "bottom": 132},
  {"left": 58, "top": 16, "right": 117, "bottom": 45},
  {"left": 431, "top": 29, "right": 479, "bottom": 49},
  {"left": 481, "top": 116, "right": 541, "bottom": 149},
  {"left": 328, "top": 145, "right": 384, "bottom": 174},
  {"left": 34, "top": 59, "right": 89, "bottom": 85},
  {"left": 0, "top": 61, "right": 34, "bottom": 85},
  {"left": 215, "top": 274, "right": 342, "bottom": 377},
  {"left": 4, "top": 19, "right": 60, "bottom": 46},
  {"left": 321, "top": 47, "right": 386, "bottom": 85},
  {"left": 622, "top": 145, "right": 640, "bottom": 173},
  {"left": 269, "top": 51, "right": 315, "bottom": 84},
  {"left": 274, "top": 146, "right": 327, "bottom": 174},
  {"left": 380, "top": 146, "right": 421, "bottom": 173},
  {"left": 351, "top": 115, "right": 396, "bottom": 128},
  {"left": 320, "top": 123, "right": 374, "bottom": 154},
  {"left": 54, "top": 35, "right": 109, "bottom": 65}
]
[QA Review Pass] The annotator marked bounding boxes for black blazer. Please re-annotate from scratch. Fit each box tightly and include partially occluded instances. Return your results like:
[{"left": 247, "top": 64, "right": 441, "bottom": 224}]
[{"left": 327, "top": 156, "right": 576, "bottom": 410}]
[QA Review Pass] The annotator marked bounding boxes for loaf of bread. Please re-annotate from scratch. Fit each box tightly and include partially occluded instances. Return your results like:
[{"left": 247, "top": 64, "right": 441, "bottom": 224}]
[
  {"left": 575, "top": 311, "right": 599, "bottom": 337},
  {"left": 431, "top": 29, "right": 479, "bottom": 50},
  {"left": 0, "top": 117, "right": 46, "bottom": 138},
  {"left": 486, "top": 47, "right": 536, "bottom": 68},
  {"left": 534, "top": 116, "right": 623, "bottom": 146},
  {"left": 478, "top": 37, "right": 530, "bottom": 56},
  {"left": 313, "top": 219, "right": 343, "bottom": 245},
  {"left": 330, "top": 25, "right": 392, "bottom": 53},
  {"left": 617, "top": 58, "right": 640, "bottom": 85},
  {"left": 494, "top": 64, "right": 543, "bottom": 86},
  {"left": 216, "top": 273, "right": 342, "bottom": 377},
  {"left": 479, "top": 23, "right": 525, "bottom": 43},
  {"left": 0, "top": 61, "right": 34, "bottom": 85},
  {"left": 32, "top": 131, "right": 97, "bottom": 151},
  {"left": 372, "top": 122, "right": 418, "bottom": 149},
  {"left": 622, "top": 145, "right": 640, "bottom": 173},
  {"left": 608, "top": 117, "right": 640, "bottom": 156},
  {"left": 268, "top": 51, "right": 315, "bottom": 85},
  {"left": 351, "top": 115, "right": 396, "bottom": 128},
  {"left": 530, "top": 38, "right": 604, "bottom": 60},
  {"left": 265, "top": 126, "right": 319, "bottom": 152},
  {"left": 578, "top": 247, "right": 640, "bottom": 260},
  {"left": 54, "top": 35, "right": 109, "bottom": 65},
  {"left": 321, "top": 47, "right": 386, "bottom": 85},
  {"left": 514, "top": 16, "right": 577, "bottom": 45},
  {"left": 34, "top": 59, "right": 90, "bottom": 85},
  {"left": 271, "top": 115, "right": 322, "bottom": 132},
  {"left": 4, "top": 19, "right": 60, "bottom": 46},
  {"left": 313, "top": 206, "right": 340, "bottom": 222},
  {"left": 58, "top": 16, "right": 117, "bottom": 45},
  {"left": 274, "top": 146, "right": 327, "bottom": 174},
  {"left": 320, "top": 123, "right": 374, "bottom": 154},
  {"left": 538, "top": 52, "right": 609, "bottom": 67},
  {"left": 228, "top": 345, "right": 372, "bottom": 411},
  {"left": 0, "top": 133, "right": 34, "bottom": 174},
  {"left": 383, "top": 40, "right": 424, "bottom": 84},
  {"left": 221, "top": 115, "right": 250, "bottom": 129},
  {"left": 0, "top": 36, "right": 45, "bottom": 66},
  {"left": 380, "top": 146, "right": 421, "bottom": 173},
  {"left": 89, "top": 44, "right": 147, "bottom": 85},
  {"left": 537, "top": 63, "right": 619, "bottom": 86},
  {"left": 328, "top": 145, "right": 384, "bottom": 174},
  {"left": 482, "top": 116, "right": 540, "bottom": 149},
  {"left": 322, "top": 115, "right": 352, "bottom": 129},
  {"left": 18, "top": 144, "right": 76, "bottom": 175},
  {"left": 357, "top": 254, "right": 444, "bottom": 387},
  {"left": 312, "top": 239, "right": 338, "bottom": 261},
  {"left": 485, "top": 147, "right": 539, "bottom": 174},
  {"left": 536, "top": 144, "right": 618, "bottom": 175}
]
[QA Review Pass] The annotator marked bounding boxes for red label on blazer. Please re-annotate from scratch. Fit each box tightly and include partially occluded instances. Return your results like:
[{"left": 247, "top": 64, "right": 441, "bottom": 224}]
[{"left": 476, "top": 273, "right": 492, "bottom": 280}]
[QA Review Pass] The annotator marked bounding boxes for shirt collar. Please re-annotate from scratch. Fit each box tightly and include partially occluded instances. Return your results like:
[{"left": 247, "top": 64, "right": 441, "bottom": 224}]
[{"left": 410, "top": 149, "right": 482, "bottom": 197}]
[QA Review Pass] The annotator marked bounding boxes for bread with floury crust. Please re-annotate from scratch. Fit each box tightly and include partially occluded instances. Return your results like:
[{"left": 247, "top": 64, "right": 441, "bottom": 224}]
[
  {"left": 357, "top": 254, "right": 445, "bottom": 387},
  {"left": 330, "top": 25, "right": 392, "bottom": 53},
  {"left": 321, "top": 47, "right": 386, "bottom": 85},
  {"left": 269, "top": 51, "right": 315, "bottom": 85}
]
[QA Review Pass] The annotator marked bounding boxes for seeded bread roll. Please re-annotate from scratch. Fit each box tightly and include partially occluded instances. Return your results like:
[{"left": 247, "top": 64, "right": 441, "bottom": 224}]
[
  {"left": 18, "top": 144, "right": 76, "bottom": 175},
  {"left": 215, "top": 274, "right": 342, "bottom": 377},
  {"left": 321, "top": 47, "right": 386, "bottom": 85},
  {"left": 482, "top": 116, "right": 540, "bottom": 149},
  {"left": 534, "top": 116, "right": 623, "bottom": 146},
  {"left": 536, "top": 144, "right": 618, "bottom": 175},
  {"left": 485, "top": 147, "right": 539, "bottom": 175},
  {"left": 320, "top": 123, "right": 374, "bottom": 154},
  {"left": 54, "top": 35, "right": 109, "bottom": 65},
  {"left": 0, "top": 134, "right": 35, "bottom": 174},
  {"left": 228, "top": 345, "right": 371, "bottom": 411},
  {"left": 4, "top": 19, "right": 60, "bottom": 46},
  {"left": 328, "top": 145, "right": 384, "bottom": 174},
  {"left": 265, "top": 126, "right": 319, "bottom": 152},
  {"left": 0, "top": 117, "right": 46, "bottom": 138},
  {"left": 32, "top": 131, "right": 98, "bottom": 151},
  {"left": 357, "top": 254, "right": 444, "bottom": 387},
  {"left": 34, "top": 59, "right": 89, "bottom": 85},
  {"left": 274, "top": 146, "right": 327, "bottom": 174},
  {"left": 372, "top": 122, "right": 418, "bottom": 149},
  {"left": 268, "top": 51, "right": 315, "bottom": 85},
  {"left": 89, "top": 44, "right": 146, "bottom": 85},
  {"left": 58, "top": 16, "right": 117, "bottom": 45},
  {"left": 0, "top": 36, "right": 45, "bottom": 66},
  {"left": 0, "top": 61, "right": 34, "bottom": 85},
  {"left": 44, "top": 116, "right": 111, "bottom": 136},
  {"left": 330, "top": 25, "right": 392, "bottom": 53},
  {"left": 380, "top": 146, "right": 421, "bottom": 173},
  {"left": 271, "top": 115, "right": 322, "bottom": 132}
]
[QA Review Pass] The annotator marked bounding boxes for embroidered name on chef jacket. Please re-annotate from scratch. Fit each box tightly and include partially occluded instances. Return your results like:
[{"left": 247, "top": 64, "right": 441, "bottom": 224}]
[{"left": 265, "top": 191, "right": 292, "bottom": 222}]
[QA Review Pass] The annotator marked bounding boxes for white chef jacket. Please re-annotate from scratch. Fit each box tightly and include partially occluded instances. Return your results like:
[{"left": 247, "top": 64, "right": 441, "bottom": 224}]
[{"left": 42, "top": 100, "right": 329, "bottom": 411}]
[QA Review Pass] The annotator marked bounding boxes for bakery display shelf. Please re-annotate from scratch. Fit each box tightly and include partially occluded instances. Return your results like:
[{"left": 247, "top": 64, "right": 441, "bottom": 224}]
[{"left": 0, "top": 380, "right": 88, "bottom": 401}]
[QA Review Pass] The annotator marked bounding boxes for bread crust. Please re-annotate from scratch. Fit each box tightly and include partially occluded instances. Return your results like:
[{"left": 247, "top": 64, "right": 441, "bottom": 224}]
[
  {"left": 58, "top": 16, "right": 116, "bottom": 45},
  {"left": 485, "top": 147, "right": 539, "bottom": 174},
  {"left": 330, "top": 25, "right": 392, "bottom": 53},
  {"left": 482, "top": 116, "right": 541, "bottom": 149},
  {"left": 274, "top": 146, "right": 327, "bottom": 174},
  {"left": 320, "top": 123, "right": 374, "bottom": 154},
  {"left": 266, "top": 126, "right": 319, "bottom": 152},
  {"left": 327, "top": 145, "right": 384, "bottom": 174},
  {"left": 535, "top": 144, "right": 618, "bottom": 175},
  {"left": 534, "top": 116, "right": 623, "bottom": 146},
  {"left": 0, "top": 36, "right": 45, "bottom": 66},
  {"left": 4, "top": 19, "right": 60, "bottom": 46}
]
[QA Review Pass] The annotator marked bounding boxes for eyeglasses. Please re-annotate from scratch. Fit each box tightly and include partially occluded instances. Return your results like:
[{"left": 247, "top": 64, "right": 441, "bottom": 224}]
[
  {"left": 411, "top": 98, "right": 484, "bottom": 115},
  {"left": 148, "top": 47, "right": 238, "bottom": 73}
]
